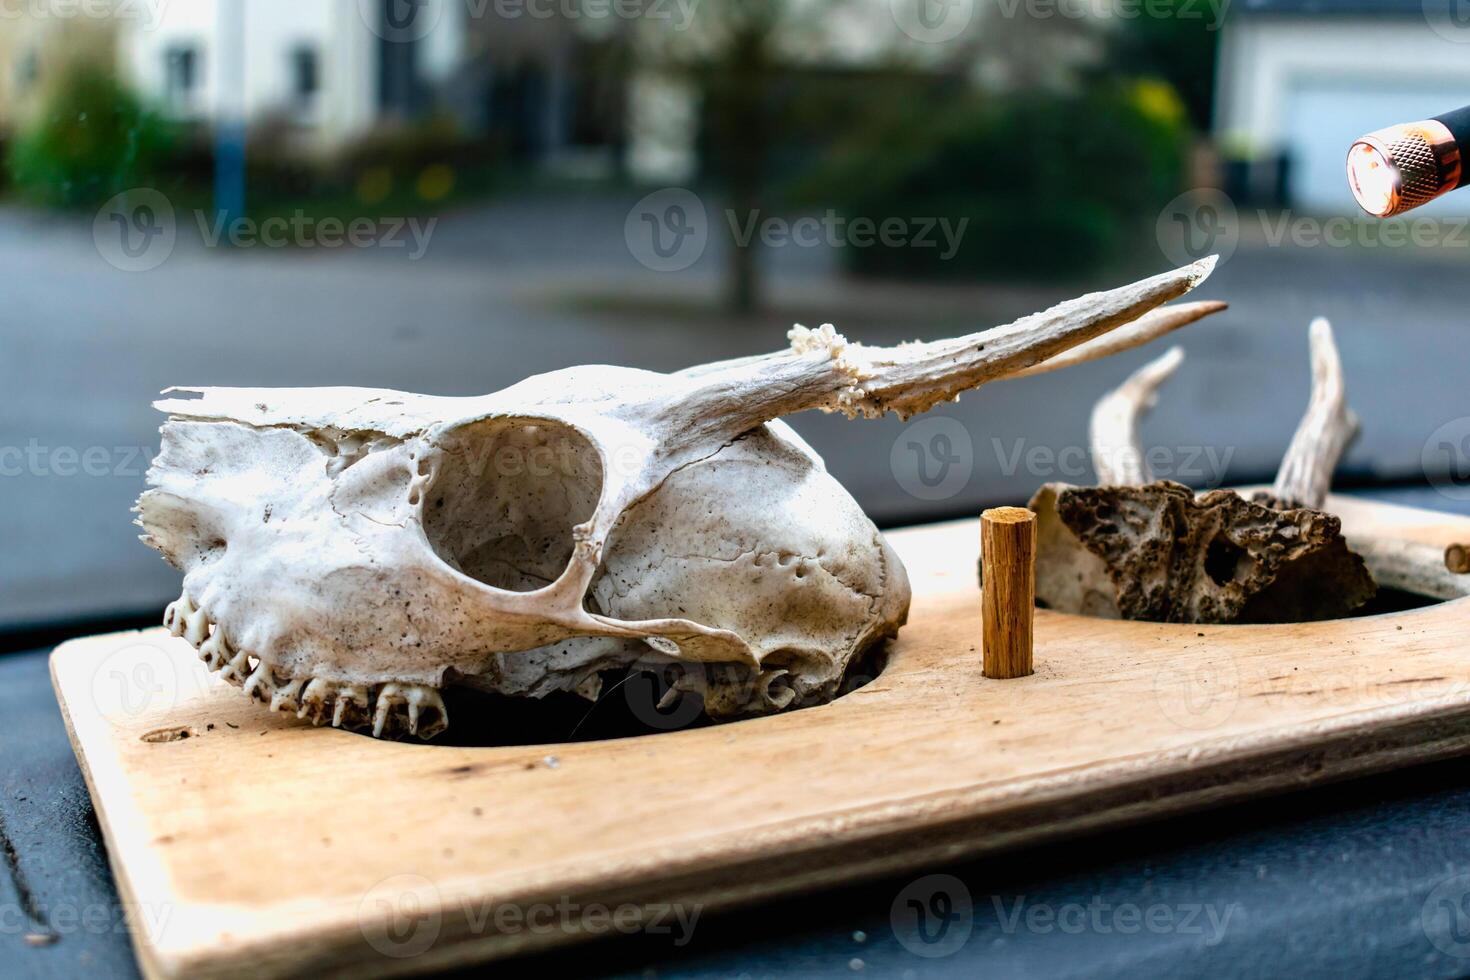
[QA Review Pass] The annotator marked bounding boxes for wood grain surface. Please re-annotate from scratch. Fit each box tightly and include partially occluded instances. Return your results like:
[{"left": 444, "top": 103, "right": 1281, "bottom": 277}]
[{"left": 50, "top": 493, "right": 1470, "bottom": 979}]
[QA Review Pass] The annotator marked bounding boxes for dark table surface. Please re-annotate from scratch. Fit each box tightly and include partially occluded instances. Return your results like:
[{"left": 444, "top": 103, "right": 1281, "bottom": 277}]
[{"left": 6, "top": 486, "right": 1470, "bottom": 980}]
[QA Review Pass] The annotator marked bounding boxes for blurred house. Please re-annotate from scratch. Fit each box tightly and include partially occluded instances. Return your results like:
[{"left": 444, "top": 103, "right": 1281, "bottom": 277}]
[
  {"left": 121, "top": 0, "right": 466, "bottom": 153},
  {"left": 1216, "top": 0, "right": 1470, "bottom": 214},
  {"left": 0, "top": 14, "right": 118, "bottom": 130},
  {"left": 0, "top": 0, "right": 1097, "bottom": 177}
]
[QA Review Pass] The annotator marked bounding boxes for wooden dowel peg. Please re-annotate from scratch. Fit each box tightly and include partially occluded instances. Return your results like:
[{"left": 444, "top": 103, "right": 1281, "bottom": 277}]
[
  {"left": 981, "top": 506, "right": 1036, "bottom": 679},
  {"left": 1446, "top": 543, "right": 1470, "bottom": 575}
]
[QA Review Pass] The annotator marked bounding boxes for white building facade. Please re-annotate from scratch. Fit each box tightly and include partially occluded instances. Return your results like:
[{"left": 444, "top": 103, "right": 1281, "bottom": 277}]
[{"left": 119, "top": 0, "right": 466, "bottom": 152}]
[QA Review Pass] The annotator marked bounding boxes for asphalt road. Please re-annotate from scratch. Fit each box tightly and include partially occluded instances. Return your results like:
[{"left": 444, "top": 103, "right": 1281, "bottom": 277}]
[{"left": 5, "top": 193, "right": 1470, "bottom": 626}]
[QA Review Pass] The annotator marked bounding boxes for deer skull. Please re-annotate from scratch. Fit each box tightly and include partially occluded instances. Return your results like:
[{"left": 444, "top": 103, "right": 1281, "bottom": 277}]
[{"left": 139, "top": 259, "right": 1217, "bottom": 738}]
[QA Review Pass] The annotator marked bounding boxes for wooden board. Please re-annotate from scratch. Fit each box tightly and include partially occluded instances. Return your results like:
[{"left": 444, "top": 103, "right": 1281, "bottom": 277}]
[{"left": 51, "top": 493, "right": 1470, "bottom": 980}]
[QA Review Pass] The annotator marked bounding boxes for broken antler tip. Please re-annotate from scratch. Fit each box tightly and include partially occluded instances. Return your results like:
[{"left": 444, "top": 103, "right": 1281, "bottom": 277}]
[{"left": 1188, "top": 254, "right": 1219, "bottom": 282}]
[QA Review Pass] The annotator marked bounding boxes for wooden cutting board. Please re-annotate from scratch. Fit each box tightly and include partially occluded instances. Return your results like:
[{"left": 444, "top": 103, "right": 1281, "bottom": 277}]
[{"left": 51, "top": 493, "right": 1470, "bottom": 980}]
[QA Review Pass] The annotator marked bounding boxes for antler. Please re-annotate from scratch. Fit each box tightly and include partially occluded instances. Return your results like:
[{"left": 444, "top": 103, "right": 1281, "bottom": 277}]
[
  {"left": 670, "top": 258, "right": 1218, "bottom": 444},
  {"left": 1269, "top": 318, "right": 1359, "bottom": 510},
  {"left": 1007, "top": 301, "right": 1223, "bottom": 380},
  {"left": 1088, "top": 346, "right": 1185, "bottom": 486}
]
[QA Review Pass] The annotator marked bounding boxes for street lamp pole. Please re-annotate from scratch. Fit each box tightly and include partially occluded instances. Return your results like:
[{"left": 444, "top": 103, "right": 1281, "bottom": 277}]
[{"left": 214, "top": 0, "right": 247, "bottom": 230}]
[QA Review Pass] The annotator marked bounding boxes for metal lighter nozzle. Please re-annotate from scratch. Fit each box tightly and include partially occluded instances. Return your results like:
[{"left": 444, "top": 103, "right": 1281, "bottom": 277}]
[{"left": 1348, "top": 118, "right": 1463, "bottom": 218}]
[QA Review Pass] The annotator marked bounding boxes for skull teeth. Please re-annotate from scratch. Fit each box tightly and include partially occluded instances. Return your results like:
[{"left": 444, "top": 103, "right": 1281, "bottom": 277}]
[{"left": 162, "top": 590, "right": 448, "bottom": 740}]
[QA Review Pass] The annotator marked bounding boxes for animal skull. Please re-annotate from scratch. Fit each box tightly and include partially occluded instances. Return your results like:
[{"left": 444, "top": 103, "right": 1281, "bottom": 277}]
[{"left": 139, "top": 259, "right": 1217, "bottom": 738}]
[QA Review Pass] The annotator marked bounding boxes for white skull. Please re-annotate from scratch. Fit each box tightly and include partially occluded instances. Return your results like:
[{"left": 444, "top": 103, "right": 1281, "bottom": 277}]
[{"left": 138, "top": 260, "right": 1216, "bottom": 738}]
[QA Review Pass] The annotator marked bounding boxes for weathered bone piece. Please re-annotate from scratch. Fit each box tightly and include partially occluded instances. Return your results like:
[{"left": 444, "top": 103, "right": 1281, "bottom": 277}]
[
  {"left": 1088, "top": 346, "right": 1185, "bottom": 486},
  {"left": 1258, "top": 318, "right": 1360, "bottom": 511},
  {"left": 1029, "top": 317, "right": 1379, "bottom": 623},
  {"left": 139, "top": 260, "right": 1218, "bottom": 738}
]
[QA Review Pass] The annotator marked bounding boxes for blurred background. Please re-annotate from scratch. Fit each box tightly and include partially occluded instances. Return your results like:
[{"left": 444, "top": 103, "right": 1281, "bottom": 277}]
[{"left": 5, "top": 0, "right": 1470, "bottom": 637}]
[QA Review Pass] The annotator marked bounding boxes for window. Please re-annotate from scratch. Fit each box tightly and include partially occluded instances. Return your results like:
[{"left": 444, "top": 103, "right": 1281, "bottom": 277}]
[
  {"left": 291, "top": 44, "right": 319, "bottom": 104},
  {"left": 164, "top": 44, "right": 198, "bottom": 106},
  {"left": 16, "top": 48, "right": 38, "bottom": 93}
]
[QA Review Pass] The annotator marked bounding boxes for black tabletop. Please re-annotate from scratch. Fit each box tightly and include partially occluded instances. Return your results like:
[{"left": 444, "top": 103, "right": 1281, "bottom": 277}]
[{"left": 6, "top": 487, "right": 1470, "bottom": 980}]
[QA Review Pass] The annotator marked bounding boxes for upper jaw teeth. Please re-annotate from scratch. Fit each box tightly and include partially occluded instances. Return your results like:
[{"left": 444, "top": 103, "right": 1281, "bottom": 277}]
[{"left": 163, "top": 591, "right": 449, "bottom": 740}]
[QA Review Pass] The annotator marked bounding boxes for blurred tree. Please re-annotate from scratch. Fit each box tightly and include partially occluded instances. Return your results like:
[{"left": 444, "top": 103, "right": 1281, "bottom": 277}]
[
  {"left": 7, "top": 65, "right": 174, "bottom": 209},
  {"left": 1104, "top": 0, "right": 1221, "bottom": 131},
  {"left": 806, "top": 81, "right": 1189, "bottom": 279},
  {"left": 639, "top": 0, "right": 851, "bottom": 315}
]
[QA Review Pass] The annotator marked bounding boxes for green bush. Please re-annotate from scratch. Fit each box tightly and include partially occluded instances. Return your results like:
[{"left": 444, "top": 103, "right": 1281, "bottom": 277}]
[
  {"left": 7, "top": 67, "right": 175, "bottom": 208},
  {"left": 804, "top": 82, "right": 1190, "bottom": 280}
]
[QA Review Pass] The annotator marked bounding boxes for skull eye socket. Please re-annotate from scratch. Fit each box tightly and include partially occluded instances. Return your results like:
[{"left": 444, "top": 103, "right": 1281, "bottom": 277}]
[{"left": 423, "top": 418, "right": 603, "bottom": 592}]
